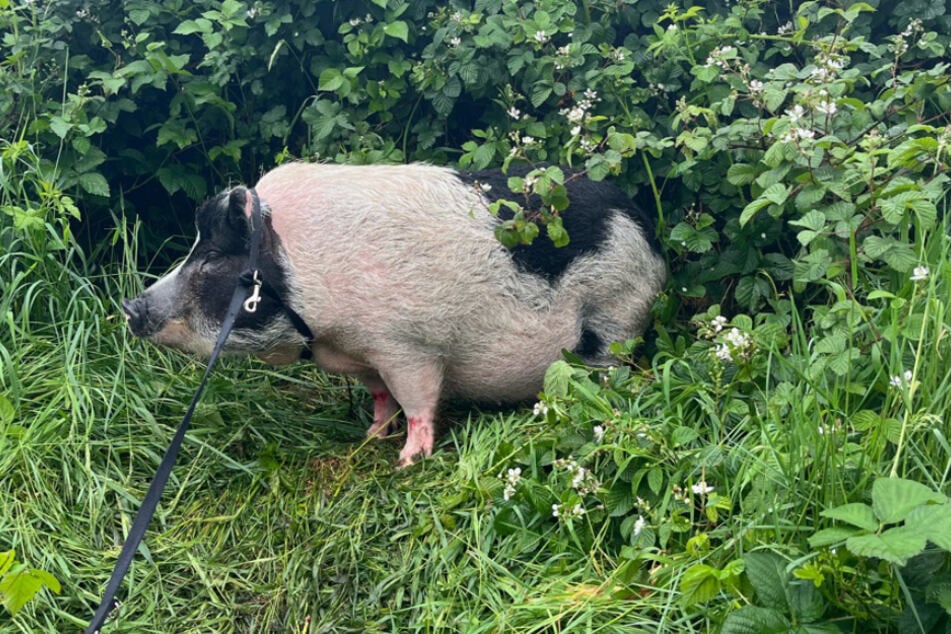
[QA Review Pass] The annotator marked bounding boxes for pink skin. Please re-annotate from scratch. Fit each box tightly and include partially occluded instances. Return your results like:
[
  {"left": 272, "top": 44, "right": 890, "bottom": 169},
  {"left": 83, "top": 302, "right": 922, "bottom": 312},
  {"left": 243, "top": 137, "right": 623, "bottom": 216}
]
[
  {"left": 365, "top": 388, "right": 399, "bottom": 439},
  {"left": 374, "top": 359, "right": 442, "bottom": 467}
]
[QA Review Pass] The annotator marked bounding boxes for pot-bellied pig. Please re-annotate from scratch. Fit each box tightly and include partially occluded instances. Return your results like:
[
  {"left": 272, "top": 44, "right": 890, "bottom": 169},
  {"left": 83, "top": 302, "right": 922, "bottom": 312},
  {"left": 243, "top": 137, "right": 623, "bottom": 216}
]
[{"left": 122, "top": 163, "right": 666, "bottom": 466}]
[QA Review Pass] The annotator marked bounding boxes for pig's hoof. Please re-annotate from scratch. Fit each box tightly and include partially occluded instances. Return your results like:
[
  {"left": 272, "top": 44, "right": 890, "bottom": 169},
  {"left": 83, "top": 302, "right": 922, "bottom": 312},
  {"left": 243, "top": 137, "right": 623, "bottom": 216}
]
[
  {"left": 397, "top": 446, "right": 429, "bottom": 468},
  {"left": 366, "top": 420, "right": 394, "bottom": 440}
]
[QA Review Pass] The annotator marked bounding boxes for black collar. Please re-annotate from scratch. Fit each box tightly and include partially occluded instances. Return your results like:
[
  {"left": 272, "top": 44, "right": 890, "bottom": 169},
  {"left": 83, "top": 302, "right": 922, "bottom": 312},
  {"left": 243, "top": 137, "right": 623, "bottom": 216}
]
[{"left": 241, "top": 188, "right": 314, "bottom": 359}]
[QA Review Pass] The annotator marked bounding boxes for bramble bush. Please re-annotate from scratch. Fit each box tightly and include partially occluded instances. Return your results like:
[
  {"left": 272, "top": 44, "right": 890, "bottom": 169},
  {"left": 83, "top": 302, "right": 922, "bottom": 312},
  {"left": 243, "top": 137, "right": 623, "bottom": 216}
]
[{"left": 2, "top": 0, "right": 951, "bottom": 630}]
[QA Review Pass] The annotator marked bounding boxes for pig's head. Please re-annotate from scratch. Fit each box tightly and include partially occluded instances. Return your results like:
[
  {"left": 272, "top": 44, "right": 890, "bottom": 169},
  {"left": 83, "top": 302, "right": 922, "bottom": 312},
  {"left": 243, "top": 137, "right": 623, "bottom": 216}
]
[{"left": 123, "top": 186, "right": 303, "bottom": 360}]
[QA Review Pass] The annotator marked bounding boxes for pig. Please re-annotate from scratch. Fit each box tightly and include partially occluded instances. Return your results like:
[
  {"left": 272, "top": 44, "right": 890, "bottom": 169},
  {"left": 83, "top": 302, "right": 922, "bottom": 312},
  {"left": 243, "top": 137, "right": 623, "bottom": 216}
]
[{"left": 122, "top": 163, "right": 666, "bottom": 466}]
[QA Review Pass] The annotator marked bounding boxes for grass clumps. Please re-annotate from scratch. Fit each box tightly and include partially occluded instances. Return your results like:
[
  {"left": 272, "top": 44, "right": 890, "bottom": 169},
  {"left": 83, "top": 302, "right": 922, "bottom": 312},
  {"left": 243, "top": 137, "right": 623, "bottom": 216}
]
[{"left": 3, "top": 0, "right": 951, "bottom": 632}]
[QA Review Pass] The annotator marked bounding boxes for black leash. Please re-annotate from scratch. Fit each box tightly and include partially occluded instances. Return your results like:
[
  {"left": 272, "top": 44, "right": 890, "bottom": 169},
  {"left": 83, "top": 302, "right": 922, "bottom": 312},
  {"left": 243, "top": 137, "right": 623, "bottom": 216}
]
[{"left": 86, "top": 188, "right": 307, "bottom": 633}]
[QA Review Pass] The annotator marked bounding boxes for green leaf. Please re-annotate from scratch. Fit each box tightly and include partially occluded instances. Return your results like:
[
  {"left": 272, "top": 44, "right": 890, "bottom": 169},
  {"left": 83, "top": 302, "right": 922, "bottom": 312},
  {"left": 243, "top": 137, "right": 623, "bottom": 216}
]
[
  {"left": 543, "top": 360, "right": 573, "bottom": 397},
  {"left": 78, "top": 173, "right": 110, "bottom": 198},
  {"left": 318, "top": 68, "right": 344, "bottom": 92},
  {"left": 846, "top": 526, "right": 927, "bottom": 566},
  {"left": 906, "top": 503, "right": 951, "bottom": 551},
  {"left": 383, "top": 20, "right": 409, "bottom": 42},
  {"left": 795, "top": 185, "right": 827, "bottom": 212},
  {"left": 808, "top": 526, "right": 864, "bottom": 548},
  {"left": 546, "top": 217, "right": 569, "bottom": 248},
  {"left": 669, "top": 222, "right": 716, "bottom": 253},
  {"left": 763, "top": 183, "right": 791, "bottom": 206},
  {"left": 0, "top": 552, "right": 14, "bottom": 578},
  {"left": 531, "top": 84, "right": 552, "bottom": 108},
  {"left": 0, "top": 566, "right": 61, "bottom": 616},
  {"left": 0, "top": 395, "right": 16, "bottom": 425},
  {"left": 647, "top": 467, "right": 663, "bottom": 495},
  {"left": 743, "top": 552, "right": 789, "bottom": 611},
  {"left": 679, "top": 564, "right": 721, "bottom": 605},
  {"left": 820, "top": 502, "right": 879, "bottom": 531},
  {"left": 787, "top": 579, "right": 826, "bottom": 624},
  {"left": 740, "top": 196, "right": 771, "bottom": 226},
  {"left": 872, "top": 478, "right": 947, "bottom": 524},
  {"left": 720, "top": 606, "right": 791, "bottom": 634}
]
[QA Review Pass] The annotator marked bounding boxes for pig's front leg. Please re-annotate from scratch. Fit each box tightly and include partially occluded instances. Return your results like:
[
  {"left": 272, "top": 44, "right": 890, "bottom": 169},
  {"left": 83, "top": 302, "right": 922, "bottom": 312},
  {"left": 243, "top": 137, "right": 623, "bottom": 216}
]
[
  {"left": 376, "top": 359, "right": 443, "bottom": 467},
  {"left": 360, "top": 374, "right": 400, "bottom": 439}
]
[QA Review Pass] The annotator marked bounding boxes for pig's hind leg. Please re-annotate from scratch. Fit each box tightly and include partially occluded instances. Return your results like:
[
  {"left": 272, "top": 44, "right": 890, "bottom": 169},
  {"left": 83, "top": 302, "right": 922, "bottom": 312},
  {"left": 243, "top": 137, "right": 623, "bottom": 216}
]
[
  {"left": 375, "top": 358, "right": 443, "bottom": 468},
  {"left": 361, "top": 374, "right": 401, "bottom": 439}
]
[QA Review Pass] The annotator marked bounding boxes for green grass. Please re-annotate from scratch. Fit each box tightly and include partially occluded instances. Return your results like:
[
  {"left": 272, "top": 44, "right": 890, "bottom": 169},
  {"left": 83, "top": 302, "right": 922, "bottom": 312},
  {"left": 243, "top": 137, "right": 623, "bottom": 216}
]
[{"left": 2, "top": 172, "right": 951, "bottom": 633}]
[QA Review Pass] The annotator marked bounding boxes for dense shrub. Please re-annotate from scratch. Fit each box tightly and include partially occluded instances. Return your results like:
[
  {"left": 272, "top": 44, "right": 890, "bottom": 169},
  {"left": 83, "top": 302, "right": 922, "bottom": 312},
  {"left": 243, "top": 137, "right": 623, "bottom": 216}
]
[{"left": 2, "top": 0, "right": 951, "bottom": 630}]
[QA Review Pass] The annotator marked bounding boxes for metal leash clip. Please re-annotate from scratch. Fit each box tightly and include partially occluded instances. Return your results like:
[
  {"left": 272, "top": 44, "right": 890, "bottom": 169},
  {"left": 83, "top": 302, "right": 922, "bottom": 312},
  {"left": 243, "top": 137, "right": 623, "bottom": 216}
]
[{"left": 243, "top": 270, "right": 262, "bottom": 313}]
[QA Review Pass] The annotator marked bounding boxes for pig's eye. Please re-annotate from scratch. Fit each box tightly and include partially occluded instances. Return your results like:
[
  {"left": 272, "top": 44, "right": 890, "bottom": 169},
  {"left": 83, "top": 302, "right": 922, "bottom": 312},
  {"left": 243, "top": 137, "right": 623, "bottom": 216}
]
[{"left": 204, "top": 249, "right": 222, "bottom": 261}]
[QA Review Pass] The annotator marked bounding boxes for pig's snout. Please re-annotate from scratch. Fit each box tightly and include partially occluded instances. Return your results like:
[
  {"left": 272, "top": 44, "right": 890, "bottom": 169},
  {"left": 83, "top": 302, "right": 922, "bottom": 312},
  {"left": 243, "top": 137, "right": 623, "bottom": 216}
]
[{"left": 122, "top": 297, "right": 151, "bottom": 337}]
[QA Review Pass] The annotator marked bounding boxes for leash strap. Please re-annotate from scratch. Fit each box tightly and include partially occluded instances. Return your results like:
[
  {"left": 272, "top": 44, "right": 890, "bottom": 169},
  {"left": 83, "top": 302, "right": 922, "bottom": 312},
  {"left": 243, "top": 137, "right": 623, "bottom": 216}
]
[{"left": 86, "top": 189, "right": 264, "bottom": 634}]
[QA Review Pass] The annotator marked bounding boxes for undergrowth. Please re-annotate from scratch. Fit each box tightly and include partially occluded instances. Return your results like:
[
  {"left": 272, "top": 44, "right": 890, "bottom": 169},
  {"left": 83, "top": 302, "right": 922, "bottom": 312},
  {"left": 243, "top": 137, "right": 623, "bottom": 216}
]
[{"left": 2, "top": 0, "right": 951, "bottom": 632}]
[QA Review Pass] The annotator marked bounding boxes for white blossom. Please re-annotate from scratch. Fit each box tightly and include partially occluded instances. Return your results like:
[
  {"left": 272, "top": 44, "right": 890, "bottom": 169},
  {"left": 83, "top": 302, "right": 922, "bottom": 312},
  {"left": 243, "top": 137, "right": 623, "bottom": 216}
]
[
  {"left": 691, "top": 480, "right": 715, "bottom": 496},
  {"left": 890, "top": 370, "right": 914, "bottom": 388},
  {"left": 565, "top": 106, "right": 586, "bottom": 124},
  {"left": 593, "top": 425, "right": 605, "bottom": 443},
  {"left": 816, "top": 100, "right": 837, "bottom": 116},
  {"left": 533, "top": 401, "right": 549, "bottom": 417},
  {"left": 711, "top": 315, "right": 728, "bottom": 333},
  {"left": 533, "top": 30, "right": 550, "bottom": 44},
  {"left": 911, "top": 265, "right": 929, "bottom": 282},
  {"left": 633, "top": 515, "right": 647, "bottom": 536},
  {"left": 507, "top": 106, "right": 521, "bottom": 120},
  {"left": 499, "top": 467, "right": 522, "bottom": 501},
  {"left": 553, "top": 503, "right": 585, "bottom": 519},
  {"left": 786, "top": 104, "right": 806, "bottom": 123}
]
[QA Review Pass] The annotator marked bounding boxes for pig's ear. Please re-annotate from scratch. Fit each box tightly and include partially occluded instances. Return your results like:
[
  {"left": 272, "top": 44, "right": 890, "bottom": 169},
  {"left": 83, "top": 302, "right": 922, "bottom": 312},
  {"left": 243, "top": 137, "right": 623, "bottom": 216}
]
[
  {"left": 227, "top": 186, "right": 251, "bottom": 219},
  {"left": 224, "top": 186, "right": 253, "bottom": 237}
]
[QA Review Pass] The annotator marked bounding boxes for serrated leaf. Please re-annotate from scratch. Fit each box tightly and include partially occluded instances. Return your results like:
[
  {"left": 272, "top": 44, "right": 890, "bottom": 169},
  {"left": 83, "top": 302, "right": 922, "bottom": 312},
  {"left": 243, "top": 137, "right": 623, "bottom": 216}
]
[
  {"left": 743, "top": 552, "right": 789, "bottom": 611},
  {"left": 789, "top": 210, "right": 826, "bottom": 231},
  {"left": 604, "top": 482, "right": 634, "bottom": 516},
  {"left": 0, "top": 567, "right": 61, "bottom": 616},
  {"left": 820, "top": 502, "right": 879, "bottom": 531},
  {"left": 846, "top": 526, "right": 927, "bottom": 566},
  {"left": 872, "top": 478, "right": 947, "bottom": 524},
  {"left": 720, "top": 606, "right": 791, "bottom": 634},
  {"left": 49, "top": 116, "right": 72, "bottom": 139},
  {"left": 809, "top": 526, "right": 861, "bottom": 548},
  {"left": 0, "top": 551, "right": 14, "bottom": 578},
  {"left": 906, "top": 503, "right": 951, "bottom": 551},
  {"left": 318, "top": 68, "right": 344, "bottom": 91},
  {"left": 763, "top": 183, "right": 790, "bottom": 205},
  {"left": 383, "top": 20, "right": 409, "bottom": 42},
  {"left": 881, "top": 245, "right": 917, "bottom": 273},
  {"left": 543, "top": 360, "right": 573, "bottom": 397},
  {"left": 795, "top": 185, "right": 827, "bottom": 212},
  {"left": 78, "top": 172, "right": 110, "bottom": 197},
  {"left": 670, "top": 426, "right": 699, "bottom": 447},
  {"left": 726, "top": 163, "right": 758, "bottom": 186},
  {"left": 531, "top": 84, "right": 552, "bottom": 108},
  {"left": 787, "top": 579, "right": 826, "bottom": 623},
  {"left": 679, "top": 564, "right": 721, "bottom": 605},
  {"left": 740, "top": 196, "right": 771, "bottom": 226},
  {"left": 647, "top": 467, "right": 663, "bottom": 495}
]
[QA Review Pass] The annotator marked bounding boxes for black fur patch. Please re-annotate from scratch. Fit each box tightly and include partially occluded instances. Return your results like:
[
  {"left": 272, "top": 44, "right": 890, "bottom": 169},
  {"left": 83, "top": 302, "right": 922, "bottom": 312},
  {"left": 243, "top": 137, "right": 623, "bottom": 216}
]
[
  {"left": 573, "top": 328, "right": 603, "bottom": 359},
  {"left": 457, "top": 167, "right": 659, "bottom": 282},
  {"left": 187, "top": 188, "right": 292, "bottom": 334}
]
